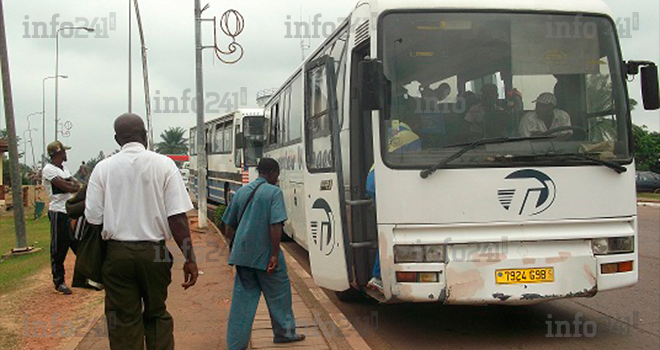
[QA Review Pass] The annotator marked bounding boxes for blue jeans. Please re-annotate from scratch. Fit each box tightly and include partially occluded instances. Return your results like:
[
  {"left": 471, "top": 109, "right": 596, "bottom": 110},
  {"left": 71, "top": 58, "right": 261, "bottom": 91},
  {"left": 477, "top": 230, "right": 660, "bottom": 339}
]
[
  {"left": 372, "top": 252, "right": 381, "bottom": 279},
  {"left": 227, "top": 253, "right": 298, "bottom": 350}
]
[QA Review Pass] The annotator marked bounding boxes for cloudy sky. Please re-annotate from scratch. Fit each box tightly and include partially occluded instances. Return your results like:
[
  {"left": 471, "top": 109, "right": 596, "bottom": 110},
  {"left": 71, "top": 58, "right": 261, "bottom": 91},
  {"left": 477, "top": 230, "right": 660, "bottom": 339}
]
[{"left": 1, "top": 0, "right": 659, "bottom": 169}]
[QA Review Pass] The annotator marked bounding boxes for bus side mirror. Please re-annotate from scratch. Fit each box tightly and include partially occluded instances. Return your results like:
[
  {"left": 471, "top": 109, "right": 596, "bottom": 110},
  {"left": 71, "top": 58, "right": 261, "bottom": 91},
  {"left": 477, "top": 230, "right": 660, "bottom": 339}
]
[
  {"left": 641, "top": 65, "right": 660, "bottom": 110},
  {"left": 235, "top": 132, "right": 244, "bottom": 149},
  {"left": 627, "top": 60, "right": 660, "bottom": 110},
  {"left": 358, "top": 59, "right": 385, "bottom": 112}
]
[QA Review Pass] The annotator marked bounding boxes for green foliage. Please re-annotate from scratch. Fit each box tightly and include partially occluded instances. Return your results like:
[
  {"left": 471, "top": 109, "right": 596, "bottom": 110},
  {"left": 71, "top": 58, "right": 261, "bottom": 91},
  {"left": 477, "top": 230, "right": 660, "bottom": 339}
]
[
  {"left": 155, "top": 127, "right": 188, "bottom": 155},
  {"left": 213, "top": 205, "right": 227, "bottom": 228},
  {"left": 0, "top": 215, "right": 51, "bottom": 294},
  {"left": 633, "top": 124, "right": 660, "bottom": 173}
]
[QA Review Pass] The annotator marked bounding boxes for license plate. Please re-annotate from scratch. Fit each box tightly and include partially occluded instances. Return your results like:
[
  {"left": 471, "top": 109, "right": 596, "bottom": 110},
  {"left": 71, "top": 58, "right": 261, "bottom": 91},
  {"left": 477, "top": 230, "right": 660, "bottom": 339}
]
[{"left": 495, "top": 267, "right": 554, "bottom": 284}]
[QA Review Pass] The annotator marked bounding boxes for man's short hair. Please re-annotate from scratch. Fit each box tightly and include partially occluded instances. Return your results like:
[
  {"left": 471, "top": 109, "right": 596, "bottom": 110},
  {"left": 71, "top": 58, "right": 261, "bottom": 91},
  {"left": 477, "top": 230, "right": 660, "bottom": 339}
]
[{"left": 257, "top": 158, "right": 280, "bottom": 174}]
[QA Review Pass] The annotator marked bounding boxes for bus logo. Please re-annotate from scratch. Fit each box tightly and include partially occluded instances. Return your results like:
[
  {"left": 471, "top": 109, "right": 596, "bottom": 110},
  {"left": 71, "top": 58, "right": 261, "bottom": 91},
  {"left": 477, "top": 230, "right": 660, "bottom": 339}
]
[
  {"left": 310, "top": 198, "right": 336, "bottom": 256},
  {"left": 498, "top": 170, "right": 556, "bottom": 216}
]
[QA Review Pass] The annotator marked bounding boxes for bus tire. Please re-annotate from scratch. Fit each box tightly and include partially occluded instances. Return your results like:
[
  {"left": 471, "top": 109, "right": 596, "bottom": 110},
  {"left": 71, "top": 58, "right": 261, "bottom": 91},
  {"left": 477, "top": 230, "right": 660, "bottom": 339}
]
[{"left": 335, "top": 287, "right": 364, "bottom": 303}]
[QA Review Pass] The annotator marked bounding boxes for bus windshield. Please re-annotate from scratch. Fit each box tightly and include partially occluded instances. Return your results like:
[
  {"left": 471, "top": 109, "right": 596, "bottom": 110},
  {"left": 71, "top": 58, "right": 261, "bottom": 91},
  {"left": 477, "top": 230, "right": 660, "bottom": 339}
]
[
  {"left": 243, "top": 116, "right": 265, "bottom": 166},
  {"left": 381, "top": 12, "right": 630, "bottom": 168}
]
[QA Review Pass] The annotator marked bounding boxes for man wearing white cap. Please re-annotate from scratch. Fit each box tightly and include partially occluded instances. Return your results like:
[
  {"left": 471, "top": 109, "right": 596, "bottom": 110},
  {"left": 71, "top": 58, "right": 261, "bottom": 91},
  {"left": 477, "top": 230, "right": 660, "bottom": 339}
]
[{"left": 519, "top": 92, "right": 572, "bottom": 137}]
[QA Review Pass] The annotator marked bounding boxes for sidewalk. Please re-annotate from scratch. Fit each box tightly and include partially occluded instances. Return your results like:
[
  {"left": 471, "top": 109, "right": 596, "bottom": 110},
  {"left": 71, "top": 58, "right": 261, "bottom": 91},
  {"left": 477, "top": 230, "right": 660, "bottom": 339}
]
[{"left": 71, "top": 214, "right": 370, "bottom": 350}]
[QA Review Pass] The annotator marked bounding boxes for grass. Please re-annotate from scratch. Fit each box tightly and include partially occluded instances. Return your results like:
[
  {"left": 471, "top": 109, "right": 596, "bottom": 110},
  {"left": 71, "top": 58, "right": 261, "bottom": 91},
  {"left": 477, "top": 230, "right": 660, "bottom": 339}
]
[
  {"left": 638, "top": 192, "right": 660, "bottom": 201},
  {"left": 0, "top": 208, "right": 52, "bottom": 294}
]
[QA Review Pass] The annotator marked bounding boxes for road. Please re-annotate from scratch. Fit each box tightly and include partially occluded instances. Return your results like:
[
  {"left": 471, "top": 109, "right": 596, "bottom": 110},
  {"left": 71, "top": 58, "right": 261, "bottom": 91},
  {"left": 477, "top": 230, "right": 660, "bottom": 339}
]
[{"left": 283, "top": 205, "right": 660, "bottom": 350}]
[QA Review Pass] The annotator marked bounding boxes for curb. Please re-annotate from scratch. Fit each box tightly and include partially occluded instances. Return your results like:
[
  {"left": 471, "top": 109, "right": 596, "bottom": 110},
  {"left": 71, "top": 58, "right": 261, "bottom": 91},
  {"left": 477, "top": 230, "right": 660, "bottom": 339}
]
[
  {"left": 281, "top": 246, "right": 373, "bottom": 350},
  {"left": 637, "top": 202, "right": 660, "bottom": 207},
  {"left": 207, "top": 219, "right": 371, "bottom": 350},
  {"left": 60, "top": 302, "right": 105, "bottom": 350}
]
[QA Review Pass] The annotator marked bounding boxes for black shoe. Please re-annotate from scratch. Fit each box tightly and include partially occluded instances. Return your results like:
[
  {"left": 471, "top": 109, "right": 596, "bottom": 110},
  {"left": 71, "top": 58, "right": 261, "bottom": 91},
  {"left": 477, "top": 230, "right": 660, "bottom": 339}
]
[
  {"left": 56, "top": 284, "right": 73, "bottom": 295},
  {"left": 274, "top": 334, "right": 306, "bottom": 344}
]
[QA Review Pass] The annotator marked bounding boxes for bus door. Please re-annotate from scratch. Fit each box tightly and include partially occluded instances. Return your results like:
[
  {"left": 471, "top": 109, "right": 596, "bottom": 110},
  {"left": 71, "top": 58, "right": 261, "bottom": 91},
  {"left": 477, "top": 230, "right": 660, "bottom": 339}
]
[
  {"left": 347, "top": 42, "right": 378, "bottom": 288},
  {"left": 303, "top": 55, "right": 351, "bottom": 291}
]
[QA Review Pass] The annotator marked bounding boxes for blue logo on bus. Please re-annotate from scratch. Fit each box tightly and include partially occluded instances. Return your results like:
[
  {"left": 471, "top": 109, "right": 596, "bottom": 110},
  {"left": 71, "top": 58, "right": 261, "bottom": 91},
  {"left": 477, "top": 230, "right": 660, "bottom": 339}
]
[
  {"left": 310, "top": 198, "right": 336, "bottom": 256},
  {"left": 498, "top": 170, "right": 556, "bottom": 216}
]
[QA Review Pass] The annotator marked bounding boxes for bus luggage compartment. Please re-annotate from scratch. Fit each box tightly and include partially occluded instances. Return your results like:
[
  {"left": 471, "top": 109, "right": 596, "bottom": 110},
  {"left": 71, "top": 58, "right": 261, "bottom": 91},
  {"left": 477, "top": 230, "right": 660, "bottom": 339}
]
[{"left": 444, "top": 240, "right": 597, "bottom": 304}]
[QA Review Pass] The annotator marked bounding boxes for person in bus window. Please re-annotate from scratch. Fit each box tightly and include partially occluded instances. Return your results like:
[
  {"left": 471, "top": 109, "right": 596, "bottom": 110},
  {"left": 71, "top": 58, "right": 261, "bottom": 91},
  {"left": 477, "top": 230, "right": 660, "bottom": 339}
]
[
  {"left": 518, "top": 92, "right": 572, "bottom": 138},
  {"left": 464, "top": 84, "right": 503, "bottom": 139}
]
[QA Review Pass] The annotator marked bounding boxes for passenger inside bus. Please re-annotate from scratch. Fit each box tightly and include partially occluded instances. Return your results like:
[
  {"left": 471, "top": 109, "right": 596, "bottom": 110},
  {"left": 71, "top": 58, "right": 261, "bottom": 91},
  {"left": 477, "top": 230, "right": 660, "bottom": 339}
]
[
  {"left": 518, "top": 92, "right": 573, "bottom": 138},
  {"left": 464, "top": 84, "right": 504, "bottom": 140}
]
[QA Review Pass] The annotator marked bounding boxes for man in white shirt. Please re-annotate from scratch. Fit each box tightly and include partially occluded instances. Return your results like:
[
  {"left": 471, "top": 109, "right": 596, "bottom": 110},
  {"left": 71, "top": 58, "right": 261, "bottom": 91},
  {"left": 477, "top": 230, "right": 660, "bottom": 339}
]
[
  {"left": 85, "top": 114, "right": 198, "bottom": 350},
  {"left": 43, "top": 141, "right": 80, "bottom": 295},
  {"left": 519, "top": 92, "right": 572, "bottom": 137}
]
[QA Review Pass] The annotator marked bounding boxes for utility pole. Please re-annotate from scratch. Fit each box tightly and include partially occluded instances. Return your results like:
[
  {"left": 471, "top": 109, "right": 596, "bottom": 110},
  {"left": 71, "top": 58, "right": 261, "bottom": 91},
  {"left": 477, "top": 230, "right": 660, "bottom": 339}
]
[
  {"left": 128, "top": 0, "right": 132, "bottom": 113},
  {"left": 0, "top": 0, "right": 27, "bottom": 249},
  {"left": 193, "top": 1, "right": 244, "bottom": 229},
  {"left": 194, "top": 0, "right": 208, "bottom": 228}
]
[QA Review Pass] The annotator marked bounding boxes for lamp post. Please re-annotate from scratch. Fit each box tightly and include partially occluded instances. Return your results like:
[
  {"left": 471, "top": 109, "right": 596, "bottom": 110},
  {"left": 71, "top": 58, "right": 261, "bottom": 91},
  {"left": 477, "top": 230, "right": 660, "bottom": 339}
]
[
  {"left": 26, "top": 112, "right": 42, "bottom": 167},
  {"left": 22, "top": 128, "right": 37, "bottom": 167},
  {"left": 55, "top": 26, "right": 93, "bottom": 141},
  {"left": 42, "top": 75, "right": 67, "bottom": 168}
]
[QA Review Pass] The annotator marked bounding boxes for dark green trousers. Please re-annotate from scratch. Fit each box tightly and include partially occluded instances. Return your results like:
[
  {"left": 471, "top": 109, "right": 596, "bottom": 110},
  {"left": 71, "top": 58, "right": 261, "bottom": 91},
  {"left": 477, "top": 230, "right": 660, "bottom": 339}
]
[{"left": 102, "top": 240, "right": 174, "bottom": 350}]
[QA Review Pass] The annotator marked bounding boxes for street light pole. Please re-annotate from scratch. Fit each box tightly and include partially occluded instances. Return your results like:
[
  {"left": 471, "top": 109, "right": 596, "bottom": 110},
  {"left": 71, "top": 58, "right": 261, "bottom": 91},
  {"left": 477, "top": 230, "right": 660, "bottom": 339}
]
[
  {"left": 42, "top": 75, "right": 67, "bottom": 168},
  {"left": 26, "top": 112, "right": 42, "bottom": 167},
  {"left": 55, "top": 26, "right": 93, "bottom": 141}
]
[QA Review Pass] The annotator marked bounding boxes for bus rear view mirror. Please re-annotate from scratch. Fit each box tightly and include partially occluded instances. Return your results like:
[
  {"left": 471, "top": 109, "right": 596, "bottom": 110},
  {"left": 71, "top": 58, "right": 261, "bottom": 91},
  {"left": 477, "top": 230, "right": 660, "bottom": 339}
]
[
  {"left": 641, "top": 65, "right": 659, "bottom": 110},
  {"left": 359, "top": 59, "right": 385, "bottom": 111}
]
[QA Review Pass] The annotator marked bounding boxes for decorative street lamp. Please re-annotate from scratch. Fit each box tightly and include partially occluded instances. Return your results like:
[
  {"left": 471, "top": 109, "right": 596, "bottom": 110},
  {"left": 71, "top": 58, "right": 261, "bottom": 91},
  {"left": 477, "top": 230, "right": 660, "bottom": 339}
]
[
  {"left": 42, "top": 75, "right": 67, "bottom": 168},
  {"left": 55, "top": 26, "right": 93, "bottom": 140},
  {"left": 193, "top": 1, "right": 244, "bottom": 228}
]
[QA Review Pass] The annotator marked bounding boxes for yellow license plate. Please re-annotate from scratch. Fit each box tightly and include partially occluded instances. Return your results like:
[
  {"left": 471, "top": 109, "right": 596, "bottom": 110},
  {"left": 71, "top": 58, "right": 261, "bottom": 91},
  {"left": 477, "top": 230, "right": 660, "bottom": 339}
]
[{"left": 495, "top": 267, "right": 554, "bottom": 284}]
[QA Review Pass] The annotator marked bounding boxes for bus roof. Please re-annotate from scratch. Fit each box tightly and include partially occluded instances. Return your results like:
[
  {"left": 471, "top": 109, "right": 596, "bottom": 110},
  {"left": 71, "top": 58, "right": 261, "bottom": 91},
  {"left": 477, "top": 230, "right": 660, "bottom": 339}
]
[
  {"left": 372, "top": 0, "right": 611, "bottom": 16},
  {"left": 192, "top": 108, "right": 264, "bottom": 129}
]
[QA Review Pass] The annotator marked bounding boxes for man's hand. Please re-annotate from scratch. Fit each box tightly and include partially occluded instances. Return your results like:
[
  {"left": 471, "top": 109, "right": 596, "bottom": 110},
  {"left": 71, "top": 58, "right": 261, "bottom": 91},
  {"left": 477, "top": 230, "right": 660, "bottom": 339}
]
[
  {"left": 182, "top": 261, "right": 198, "bottom": 289},
  {"left": 267, "top": 255, "right": 279, "bottom": 274}
]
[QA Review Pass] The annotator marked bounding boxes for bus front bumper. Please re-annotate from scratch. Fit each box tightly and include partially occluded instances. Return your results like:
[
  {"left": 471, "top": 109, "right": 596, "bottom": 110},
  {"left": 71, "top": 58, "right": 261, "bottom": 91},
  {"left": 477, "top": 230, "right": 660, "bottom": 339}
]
[{"left": 387, "top": 240, "right": 637, "bottom": 304}]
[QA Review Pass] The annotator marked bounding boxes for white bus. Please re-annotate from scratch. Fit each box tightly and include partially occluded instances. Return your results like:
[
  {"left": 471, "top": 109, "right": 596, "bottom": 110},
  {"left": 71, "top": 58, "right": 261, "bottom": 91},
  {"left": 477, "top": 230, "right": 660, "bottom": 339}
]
[
  {"left": 189, "top": 109, "right": 265, "bottom": 205},
  {"left": 264, "top": 0, "right": 659, "bottom": 304}
]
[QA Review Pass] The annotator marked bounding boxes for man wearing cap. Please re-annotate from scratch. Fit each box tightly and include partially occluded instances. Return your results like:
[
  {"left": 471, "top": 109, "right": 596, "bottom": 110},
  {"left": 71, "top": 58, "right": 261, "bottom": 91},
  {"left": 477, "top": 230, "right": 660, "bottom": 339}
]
[
  {"left": 43, "top": 141, "right": 81, "bottom": 295},
  {"left": 519, "top": 92, "right": 572, "bottom": 137}
]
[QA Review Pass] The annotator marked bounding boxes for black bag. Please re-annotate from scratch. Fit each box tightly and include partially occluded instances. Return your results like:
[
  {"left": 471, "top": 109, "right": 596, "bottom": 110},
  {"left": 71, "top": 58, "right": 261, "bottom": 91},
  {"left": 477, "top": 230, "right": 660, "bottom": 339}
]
[{"left": 71, "top": 220, "right": 106, "bottom": 287}]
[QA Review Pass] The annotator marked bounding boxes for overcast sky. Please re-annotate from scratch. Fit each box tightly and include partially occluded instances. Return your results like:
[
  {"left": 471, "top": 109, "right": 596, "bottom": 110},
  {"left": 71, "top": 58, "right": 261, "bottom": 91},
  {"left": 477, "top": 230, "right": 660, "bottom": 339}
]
[{"left": 1, "top": 0, "right": 659, "bottom": 169}]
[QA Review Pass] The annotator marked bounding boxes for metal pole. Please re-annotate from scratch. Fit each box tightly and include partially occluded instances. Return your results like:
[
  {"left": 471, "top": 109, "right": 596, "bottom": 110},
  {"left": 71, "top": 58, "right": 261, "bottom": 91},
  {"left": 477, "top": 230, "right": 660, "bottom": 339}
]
[
  {"left": 195, "top": 0, "right": 207, "bottom": 228},
  {"left": 55, "top": 30, "right": 59, "bottom": 141},
  {"left": 42, "top": 75, "right": 67, "bottom": 168},
  {"left": 0, "top": 0, "right": 27, "bottom": 248},
  {"left": 42, "top": 77, "right": 46, "bottom": 168},
  {"left": 54, "top": 27, "right": 93, "bottom": 141},
  {"left": 128, "top": 0, "right": 132, "bottom": 112}
]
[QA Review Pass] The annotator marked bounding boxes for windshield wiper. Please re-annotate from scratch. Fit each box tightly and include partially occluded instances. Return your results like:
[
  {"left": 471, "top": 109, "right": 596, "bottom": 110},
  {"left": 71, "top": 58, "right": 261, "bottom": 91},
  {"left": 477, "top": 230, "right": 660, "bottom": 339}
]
[
  {"left": 500, "top": 153, "right": 627, "bottom": 174},
  {"left": 419, "top": 135, "right": 557, "bottom": 179}
]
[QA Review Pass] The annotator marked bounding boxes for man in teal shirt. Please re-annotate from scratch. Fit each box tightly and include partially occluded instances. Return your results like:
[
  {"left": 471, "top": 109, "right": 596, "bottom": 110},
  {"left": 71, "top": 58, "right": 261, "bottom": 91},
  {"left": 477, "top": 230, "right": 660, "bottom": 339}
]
[{"left": 222, "top": 158, "right": 305, "bottom": 350}]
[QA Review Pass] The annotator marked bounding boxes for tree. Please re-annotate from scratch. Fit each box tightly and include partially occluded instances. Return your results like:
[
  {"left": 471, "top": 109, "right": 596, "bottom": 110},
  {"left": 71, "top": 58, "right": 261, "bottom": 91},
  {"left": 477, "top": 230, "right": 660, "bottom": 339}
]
[
  {"left": 632, "top": 124, "right": 660, "bottom": 173},
  {"left": 155, "top": 127, "right": 188, "bottom": 155}
]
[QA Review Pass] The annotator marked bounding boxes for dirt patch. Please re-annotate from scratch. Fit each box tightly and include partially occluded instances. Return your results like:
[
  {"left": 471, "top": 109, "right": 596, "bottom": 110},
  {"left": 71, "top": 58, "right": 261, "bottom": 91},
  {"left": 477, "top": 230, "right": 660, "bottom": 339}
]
[{"left": 0, "top": 252, "right": 105, "bottom": 350}]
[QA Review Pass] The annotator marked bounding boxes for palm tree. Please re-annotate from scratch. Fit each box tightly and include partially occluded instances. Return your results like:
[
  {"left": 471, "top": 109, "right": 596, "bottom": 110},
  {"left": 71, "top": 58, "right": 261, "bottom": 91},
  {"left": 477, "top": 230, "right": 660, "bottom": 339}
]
[{"left": 155, "top": 127, "right": 188, "bottom": 155}]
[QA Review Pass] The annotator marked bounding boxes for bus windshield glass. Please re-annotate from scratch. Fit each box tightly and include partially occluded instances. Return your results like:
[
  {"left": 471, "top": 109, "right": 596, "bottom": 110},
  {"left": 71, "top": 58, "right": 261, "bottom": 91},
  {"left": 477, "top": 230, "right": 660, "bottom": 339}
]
[
  {"left": 381, "top": 12, "right": 630, "bottom": 168},
  {"left": 243, "top": 116, "right": 265, "bottom": 166}
]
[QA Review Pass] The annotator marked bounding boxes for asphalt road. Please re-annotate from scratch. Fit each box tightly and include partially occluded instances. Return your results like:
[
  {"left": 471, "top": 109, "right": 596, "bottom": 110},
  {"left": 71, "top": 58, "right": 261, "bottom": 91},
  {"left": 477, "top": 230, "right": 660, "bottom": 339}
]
[{"left": 283, "top": 205, "right": 660, "bottom": 350}]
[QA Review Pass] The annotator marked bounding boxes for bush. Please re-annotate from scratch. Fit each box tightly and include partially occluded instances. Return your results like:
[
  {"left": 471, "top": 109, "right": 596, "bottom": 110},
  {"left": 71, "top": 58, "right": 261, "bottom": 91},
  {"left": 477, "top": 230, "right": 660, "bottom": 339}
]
[{"left": 213, "top": 205, "right": 226, "bottom": 228}]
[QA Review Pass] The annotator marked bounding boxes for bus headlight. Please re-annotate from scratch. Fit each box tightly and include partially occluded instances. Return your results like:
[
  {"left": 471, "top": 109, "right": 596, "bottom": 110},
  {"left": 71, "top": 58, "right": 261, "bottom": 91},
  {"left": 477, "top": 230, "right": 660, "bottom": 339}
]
[
  {"left": 592, "top": 237, "right": 634, "bottom": 255},
  {"left": 394, "top": 246, "right": 424, "bottom": 263},
  {"left": 424, "top": 245, "right": 444, "bottom": 262},
  {"left": 394, "top": 245, "right": 444, "bottom": 263}
]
